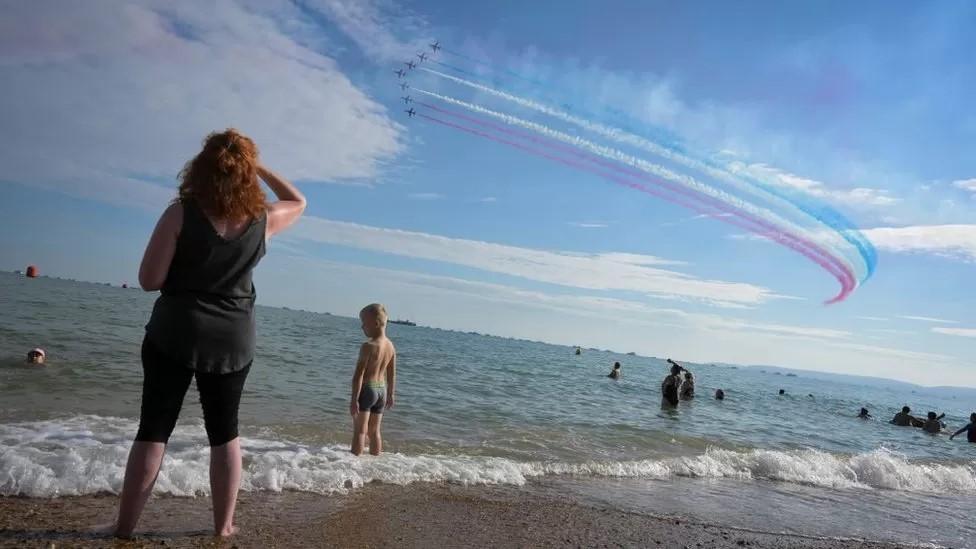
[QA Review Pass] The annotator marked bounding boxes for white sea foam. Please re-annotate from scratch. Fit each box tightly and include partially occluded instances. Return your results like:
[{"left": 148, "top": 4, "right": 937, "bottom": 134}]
[{"left": 2, "top": 416, "right": 975, "bottom": 497}]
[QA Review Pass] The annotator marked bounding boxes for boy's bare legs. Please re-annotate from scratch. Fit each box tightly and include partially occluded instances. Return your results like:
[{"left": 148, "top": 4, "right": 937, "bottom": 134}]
[
  {"left": 351, "top": 411, "right": 370, "bottom": 455},
  {"left": 367, "top": 413, "right": 384, "bottom": 455},
  {"left": 113, "top": 441, "right": 166, "bottom": 537},
  {"left": 210, "top": 438, "right": 242, "bottom": 537}
]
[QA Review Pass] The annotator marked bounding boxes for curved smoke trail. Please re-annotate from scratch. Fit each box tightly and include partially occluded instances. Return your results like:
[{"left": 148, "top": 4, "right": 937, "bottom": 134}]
[
  {"left": 413, "top": 88, "right": 857, "bottom": 302},
  {"left": 419, "top": 67, "right": 875, "bottom": 283},
  {"left": 415, "top": 100, "right": 857, "bottom": 302},
  {"left": 416, "top": 111, "right": 856, "bottom": 304}
]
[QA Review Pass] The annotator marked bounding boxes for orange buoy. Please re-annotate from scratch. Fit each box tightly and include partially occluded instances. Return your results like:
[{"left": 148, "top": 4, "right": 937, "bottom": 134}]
[{"left": 25, "top": 265, "right": 39, "bottom": 278}]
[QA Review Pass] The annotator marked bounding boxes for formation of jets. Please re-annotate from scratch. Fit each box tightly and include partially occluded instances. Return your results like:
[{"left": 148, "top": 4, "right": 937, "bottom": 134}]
[{"left": 396, "top": 41, "right": 441, "bottom": 117}]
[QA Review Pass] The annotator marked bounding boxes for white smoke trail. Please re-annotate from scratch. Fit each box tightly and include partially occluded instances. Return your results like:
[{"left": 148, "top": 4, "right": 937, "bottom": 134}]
[
  {"left": 415, "top": 88, "right": 857, "bottom": 287},
  {"left": 420, "top": 67, "right": 868, "bottom": 281}
]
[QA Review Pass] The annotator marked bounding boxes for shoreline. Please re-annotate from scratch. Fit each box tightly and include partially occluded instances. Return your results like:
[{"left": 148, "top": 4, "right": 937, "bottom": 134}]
[{"left": 0, "top": 483, "right": 911, "bottom": 548}]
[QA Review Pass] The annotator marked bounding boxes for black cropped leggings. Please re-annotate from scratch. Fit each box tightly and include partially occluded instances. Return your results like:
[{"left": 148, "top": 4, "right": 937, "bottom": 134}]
[{"left": 135, "top": 339, "right": 250, "bottom": 446}]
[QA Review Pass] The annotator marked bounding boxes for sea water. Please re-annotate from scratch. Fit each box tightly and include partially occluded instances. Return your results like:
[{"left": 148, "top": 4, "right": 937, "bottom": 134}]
[{"left": 1, "top": 273, "right": 974, "bottom": 547}]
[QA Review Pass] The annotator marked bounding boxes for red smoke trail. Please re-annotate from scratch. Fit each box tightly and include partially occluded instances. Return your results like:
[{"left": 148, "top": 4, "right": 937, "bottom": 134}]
[{"left": 416, "top": 107, "right": 854, "bottom": 303}]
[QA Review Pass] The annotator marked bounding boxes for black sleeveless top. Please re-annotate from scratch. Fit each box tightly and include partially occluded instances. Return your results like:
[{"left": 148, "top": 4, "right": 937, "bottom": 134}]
[{"left": 145, "top": 201, "right": 267, "bottom": 374}]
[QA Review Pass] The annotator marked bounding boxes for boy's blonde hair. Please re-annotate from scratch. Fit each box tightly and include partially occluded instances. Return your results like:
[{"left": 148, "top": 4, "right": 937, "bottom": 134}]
[{"left": 360, "top": 303, "right": 388, "bottom": 326}]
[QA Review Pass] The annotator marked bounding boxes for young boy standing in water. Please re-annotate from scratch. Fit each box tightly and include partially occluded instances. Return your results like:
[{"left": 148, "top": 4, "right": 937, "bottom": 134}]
[{"left": 350, "top": 303, "right": 397, "bottom": 456}]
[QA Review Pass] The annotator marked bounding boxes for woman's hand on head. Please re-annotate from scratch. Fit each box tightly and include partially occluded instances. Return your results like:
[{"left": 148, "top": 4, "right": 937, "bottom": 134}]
[{"left": 258, "top": 165, "right": 307, "bottom": 238}]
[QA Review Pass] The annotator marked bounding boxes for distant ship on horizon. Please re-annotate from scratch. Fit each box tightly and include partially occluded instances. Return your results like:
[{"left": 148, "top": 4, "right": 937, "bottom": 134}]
[{"left": 389, "top": 319, "right": 417, "bottom": 327}]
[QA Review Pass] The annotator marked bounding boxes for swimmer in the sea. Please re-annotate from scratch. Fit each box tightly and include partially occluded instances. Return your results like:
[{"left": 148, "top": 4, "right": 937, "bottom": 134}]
[
  {"left": 949, "top": 413, "right": 976, "bottom": 443},
  {"left": 607, "top": 362, "right": 621, "bottom": 380},
  {"left": 715, "top": 389, "right": 725, "bottom": 400},
  {"left": 26, "top": 348, "right": 45, "bottom": 365},
  {"left": 890, "top": 406, "right": 915, "bottom": 427},
  {"left": 922, "top": 412, "right": 945, "bottom": 434},
  {"left": 661, "top": 359, "right": 683, "bottom": 409},
  {"left": 857, "top": 407, "right": 871, "bottom": 419},
  {"left": 778, "top": 389, "right": 785, "bottom": 396},
  {"left": 680, "top": 371, "right": 695, "bottom": 400}
]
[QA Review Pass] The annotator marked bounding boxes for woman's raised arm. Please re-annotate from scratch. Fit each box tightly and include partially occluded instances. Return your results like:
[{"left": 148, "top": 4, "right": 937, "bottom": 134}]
[{"left": 259, "top": 165, "right": 306, "bottom": 238}]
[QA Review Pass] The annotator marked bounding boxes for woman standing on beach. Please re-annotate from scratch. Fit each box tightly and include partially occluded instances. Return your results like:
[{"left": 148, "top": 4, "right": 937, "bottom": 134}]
[{"left": 112, "top": 129, "right": 306, "bottom": 538}]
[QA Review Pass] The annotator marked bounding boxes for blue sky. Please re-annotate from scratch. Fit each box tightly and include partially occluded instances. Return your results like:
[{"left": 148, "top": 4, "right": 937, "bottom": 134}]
[{"left": 1, "top": 1, "right": 974, "bottom": 385}]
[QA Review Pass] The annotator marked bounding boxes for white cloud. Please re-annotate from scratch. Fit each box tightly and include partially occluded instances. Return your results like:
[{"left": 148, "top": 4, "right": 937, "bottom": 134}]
[
  {"left": 868, "top": 328, "right": 910, "bottom": 335},
  {"left": 726, "top": 233, "right": 765, "bottom": 242},
  {"left": 478, "top": 197, "right": 498, "bottom": 203},
  {"left": 0, "top": 1, "right": 403, "bottom": 211},
  {"left": 863, "top": 225, "right": 976, "bottom": 262},
  {"left": 856, "top": 316, "right": 889, "bottom": 321},
  {"left": 933, "top": 327, "right": 976, "bottom": 338},
  {"left": 569, "top": 222, "right": 608, "bottom": 228},
  {"left": 737, "top": 163, "right": 899, "bottom": 207},
  {"left": 287, "top": 216, "right": 785, "bottom": 307},
  {"left": 953, "top": 178, "right": 976, "bottom": 197},
  {"left": 691, "top": 213, "right": 734, "bottom": 220},
  {"left": 263, "top": 256, "right": 848, "bottom": 341},
  {"left": 302, "top": 0, "right": 429, "bottom": 62},
  {"left": 899, "top": 315, "right": 958, "bottom": 324},
  {"left": 407, "top": 192, "right": 445, "bottom": 200}
]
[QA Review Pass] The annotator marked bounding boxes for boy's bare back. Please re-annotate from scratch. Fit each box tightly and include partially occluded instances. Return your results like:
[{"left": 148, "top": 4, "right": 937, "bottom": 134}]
[{"left": 358, "top": 337, "right": 396, "bottom": 384}]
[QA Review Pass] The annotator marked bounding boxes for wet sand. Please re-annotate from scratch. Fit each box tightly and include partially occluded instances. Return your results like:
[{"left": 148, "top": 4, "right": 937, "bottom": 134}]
[{"left": 0, "top": 483, "right": 909, "bottom": 548}]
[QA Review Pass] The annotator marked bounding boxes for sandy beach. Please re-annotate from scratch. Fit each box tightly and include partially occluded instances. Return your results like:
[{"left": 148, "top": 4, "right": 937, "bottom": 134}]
[{"left": 0, "top": 483, "right": 911, "bottom": 549}]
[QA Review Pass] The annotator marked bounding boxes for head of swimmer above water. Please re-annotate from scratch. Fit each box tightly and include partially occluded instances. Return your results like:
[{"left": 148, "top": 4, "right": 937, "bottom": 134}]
[
  {"left": 613, "top": 362, "right": 621, "bottom": 370},
  {"left": 902, "top": 406, "right": 911, "bottom": 414},
  {"left": 670, "top": 364, "right": 681, "bottom": 376},
  {"left": 26, "top": 348, "right": 45, "bottom": 365},
  {"left": 360, "top": 303, "right": 388, "bottom": 339}
]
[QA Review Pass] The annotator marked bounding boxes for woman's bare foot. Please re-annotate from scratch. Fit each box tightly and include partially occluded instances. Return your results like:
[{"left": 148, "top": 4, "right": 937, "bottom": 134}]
[
  {"left": 91, "top": 522, "right": 131, "bottom": 539},
  {"left": 217, "top": 524, "right": 239, "bottom": 537}
]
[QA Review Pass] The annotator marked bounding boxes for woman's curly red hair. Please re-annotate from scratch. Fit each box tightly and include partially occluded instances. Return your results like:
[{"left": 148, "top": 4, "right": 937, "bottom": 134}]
[{"left": 177, "top": 129, "right": 266, "bottom": 221}]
